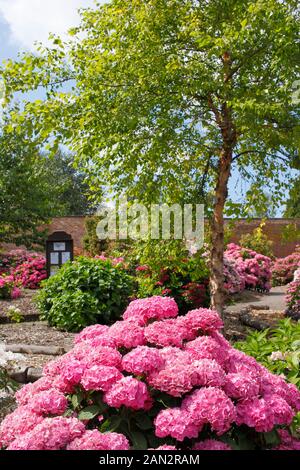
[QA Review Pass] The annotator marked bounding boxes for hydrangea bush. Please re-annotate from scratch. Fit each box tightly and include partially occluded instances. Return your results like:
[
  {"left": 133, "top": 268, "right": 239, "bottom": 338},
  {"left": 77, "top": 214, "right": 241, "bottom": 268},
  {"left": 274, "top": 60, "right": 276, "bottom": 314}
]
[
  {"left": 12, "top": 255, "right": 46, "bottom": 289},
  {"left": 272, "top": 250, "right": 300, "bottom": 287},
  {"left": 285, "top": 279, "right": 300, "bottom": 321},
  {"left": 36, "top": 257, "right": 135, "bottom": 331},
  {"left": 225, "top": 244, "right": 272, "bottom": 292},
  {"left": 1, "top": 296, "right": 300, "bottom": 450}
]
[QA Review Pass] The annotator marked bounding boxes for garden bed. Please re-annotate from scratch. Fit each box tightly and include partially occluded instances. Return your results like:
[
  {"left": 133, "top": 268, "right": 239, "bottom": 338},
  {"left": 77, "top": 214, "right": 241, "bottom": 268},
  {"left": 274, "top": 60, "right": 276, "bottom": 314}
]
[{"left": 0, "top": 290, "right": 40, "bottom": 322}]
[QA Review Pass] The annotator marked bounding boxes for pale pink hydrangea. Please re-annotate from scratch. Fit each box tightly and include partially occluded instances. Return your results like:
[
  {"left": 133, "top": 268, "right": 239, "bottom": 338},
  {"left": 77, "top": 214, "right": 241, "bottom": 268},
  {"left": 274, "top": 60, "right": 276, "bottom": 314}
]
[
  {"left": 67, "top": 430, "right": 129, "bottom": 450},
  {"left": 182, "top": 387, "right": 236, "bottom": 435},
  {"left": 182, "top": 308, "right": 223, "bottom": 333},
  {"left": 27, "top": 389, "right": 68, "bottom": 416},
  {"left": 236, "top": 397, "right": 275, "bottom": 432},
  {"left": 104, "top": 377, "right": 152, "bottom": 410},
  {"left": 75, "top": 324, "right": 110, "bottom": 344},
  {"left": 7, "top": 417, "right": 85, "bottom": 450},
  {"left": 224, "top": 373, "right": 260, "bottom": 399},
  {"left": 81, "top": 365, "right": 123, "bottom": 392},
  {"left": 193, "top": 439, "right": 232, "bottom": 450},
  {"left": 0, "top": 406, "right": 43, "bottom": 448},
  {"left": 154, "top": 408, "right": 200, "bottom": 441},
  {"left": 122, "top": 346, "right": 164, "bottom": 375},
  {"left": 144, "top": 318, "right": 189, "bottom": 347},
  {"left": 108, "top": 321, "right": 146, "bottom": 349},
  {"left": 123, "top": 296, "right": 178, "bottom": 325}
]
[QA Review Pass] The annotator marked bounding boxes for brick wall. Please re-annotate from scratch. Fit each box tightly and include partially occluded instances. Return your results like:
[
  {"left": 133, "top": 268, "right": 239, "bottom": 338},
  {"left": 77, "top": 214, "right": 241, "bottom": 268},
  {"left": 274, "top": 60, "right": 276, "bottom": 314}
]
[
  {"left": 2, "top": 216, "right": 299, "bottom": 258},
  {"left": 46, "top": 217, "right": 299, "bottom": 258}
]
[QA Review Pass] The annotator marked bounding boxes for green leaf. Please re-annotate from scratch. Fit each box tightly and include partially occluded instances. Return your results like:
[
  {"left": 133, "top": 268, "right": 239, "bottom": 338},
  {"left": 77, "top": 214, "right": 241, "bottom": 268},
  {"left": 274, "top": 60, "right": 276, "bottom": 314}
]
[
  {"left": 100, "top": 415, "right": 122, "bottom": 433},
  {"left": 135, "top": 414, "right": 153, "bottom": 431},
  {"left": 78, "top": 405, "right": 101, "bottom": 421},
  {"left": 130, "top": 431, "right": 148, "bottom": 450}
]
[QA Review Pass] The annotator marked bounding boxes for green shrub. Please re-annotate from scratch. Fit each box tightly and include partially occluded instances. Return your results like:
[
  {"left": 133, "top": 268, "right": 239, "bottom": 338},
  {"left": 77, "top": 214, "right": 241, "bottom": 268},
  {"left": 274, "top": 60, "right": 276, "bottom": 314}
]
[
  {"left": 235, "top": 319, "right": 300, "bottom": 388},
  {"left": 36, "top": 257, "right": 135, "bottom": 331},
  {"left": 239, "top": 220, "right": 274, "bottom": 258}
]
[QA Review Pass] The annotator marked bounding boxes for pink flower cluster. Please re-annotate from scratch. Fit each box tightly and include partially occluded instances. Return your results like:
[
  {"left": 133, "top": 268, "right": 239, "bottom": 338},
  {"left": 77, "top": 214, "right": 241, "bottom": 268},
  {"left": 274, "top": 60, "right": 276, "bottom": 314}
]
[
  {"left": 272, "top": 250, "right": 300, "bottom": 286},
  {"left": 285, "top": 279, "right": 300, "bottom": 319},
  {"left": 225, "top": 244, "right": 272, "bottom": 292},
  {"left": 0, "top": 275, "right": 22, "bottom": 300},
  {"left": 12, "top": 255, "right": 46, "bottom": 289},
  {"left": 2, "top": 295, "right": 300, "bottom": 451}
]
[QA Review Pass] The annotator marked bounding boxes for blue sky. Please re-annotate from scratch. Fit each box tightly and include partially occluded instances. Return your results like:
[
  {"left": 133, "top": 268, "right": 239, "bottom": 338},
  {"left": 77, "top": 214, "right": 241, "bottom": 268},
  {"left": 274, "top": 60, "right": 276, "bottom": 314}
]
[{"left": 0, "top": 1, "right": 291, "bottom": 215}]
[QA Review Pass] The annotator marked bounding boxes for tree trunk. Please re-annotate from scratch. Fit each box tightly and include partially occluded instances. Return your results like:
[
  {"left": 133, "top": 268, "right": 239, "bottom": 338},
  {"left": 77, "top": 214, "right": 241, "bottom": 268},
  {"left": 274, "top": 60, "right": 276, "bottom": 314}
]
[{"left": 210, "top": 147, "right": 232, "bottom": 317}]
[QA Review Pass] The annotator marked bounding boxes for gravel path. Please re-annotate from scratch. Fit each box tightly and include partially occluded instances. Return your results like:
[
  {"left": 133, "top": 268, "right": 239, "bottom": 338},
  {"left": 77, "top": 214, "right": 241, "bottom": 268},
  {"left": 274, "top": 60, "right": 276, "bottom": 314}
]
[
  {"left": 0, "top": 321, "right": 75, "bottom": 369},
  {"left": 225, "top": 286, "right": 287, "bottom": 313}
]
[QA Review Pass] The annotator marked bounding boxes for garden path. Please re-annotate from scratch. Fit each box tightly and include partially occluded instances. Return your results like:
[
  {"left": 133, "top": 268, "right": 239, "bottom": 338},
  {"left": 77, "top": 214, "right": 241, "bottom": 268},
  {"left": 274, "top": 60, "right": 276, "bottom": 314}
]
[{"left": 225, "top": 285, "right": 287, "bottom": 313}]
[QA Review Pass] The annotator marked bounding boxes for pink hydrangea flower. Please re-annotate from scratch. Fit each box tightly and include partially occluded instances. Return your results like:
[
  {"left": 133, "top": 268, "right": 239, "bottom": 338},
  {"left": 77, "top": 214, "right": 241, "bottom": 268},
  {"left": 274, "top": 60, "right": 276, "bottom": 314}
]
[
  {"left": 236, "top": 397, "right": 275, "bottom": 432},
  {"left": 193, "top": 439, "right": 232, "bottom": 450},
  {"left": 148, "top": 364, "right": 194, "bottom": 397},
  {"left": 7, "top": 417, "right": 85, "bottom": 450},
  {"left": 263, "top": 394, "right": 294, "bottom": 425},
  {"left": 81, "top": 365, "right": 123, "bottom": 392},
  {"left": 67, "top": 430, "right": 129, "bottom": 450},
  {"left": 123, "top": 296, "right": 178, "bottom": 325},
  {"left": 0, "top": 406, "right": 43, "bottom": 448},
  {"left": 191, "top": 359, "right": 226, "bottom": 387},
  {"left": 144, "top": 318, "right": 189, "bottom": 347},
  {"left": 27, "top": 389, "right": 68, "bottom": 416},
  {"left": 122, "top": 346, "right": 165, "bottom": 375},
  {"left": 74, "top": 324, "right": 110, "bottom": 344},
  {"left": 185, "top": 336, "right": 227, "bottom": 366},
  {"left": 154, "top": 408, "right": 200, "bottom": 441},
  {"left": 150, "top": 445, "right": 177, "bottom": 450},
  {"left": 182, "top": 387, "right": 236, "bottom": 435},
  {"left": 182, "top": 308, "right": 223, "bottom": 333},
  {"left": 108, "top": 321, "right": 146, "bottom": 349},
  {"left": 224, "top": 372, "right": 260, "bottom": 399},
  {"left": 104, "top": 377, "right": 152, "bottom": 410}
]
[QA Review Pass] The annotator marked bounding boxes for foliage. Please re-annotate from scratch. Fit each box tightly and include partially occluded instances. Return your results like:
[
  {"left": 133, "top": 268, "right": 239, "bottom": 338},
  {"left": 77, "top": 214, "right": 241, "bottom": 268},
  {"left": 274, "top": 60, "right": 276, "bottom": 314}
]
[
  {"left": 1, "top": 298, "right": 300, "bottom": 450},
  {"left": 239, "top": 221, "right": 274, "bottom": 258},
  {"left": 39, "top": 150, "right": 96, "bottom": 217},
  {"left": 281, "top": 223, "right": 300, "bottom": 243},
  {"left": 83, "top": 216, "right": 108, "bottom": 256},
  {"left": 235, "top": 319, "right": 300, "bottom": 389},
  {"left": 133, "top": 240, "right": 210, "bottom": 311},
  {"left": 6, "top": 306, "right": 24, "bottom": 324},
  {"left": 35, "top": 257, "right": 135, "bottom": 331},
  {"left": 0, "top": 128, "right": 51, "bottom": 247},
  {"left": 284, "top": 177, "right": 300, "bottom": 218},
  {"left": 271, "top": 250, "right": 300, "bottom": 286}
]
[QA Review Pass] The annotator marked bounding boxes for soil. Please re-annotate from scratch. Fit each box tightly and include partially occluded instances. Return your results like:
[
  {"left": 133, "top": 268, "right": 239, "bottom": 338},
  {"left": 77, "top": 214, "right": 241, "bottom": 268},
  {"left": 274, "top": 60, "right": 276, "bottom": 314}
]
[{"left": 0, "top": 289, "right": 39, "bottom": 319}]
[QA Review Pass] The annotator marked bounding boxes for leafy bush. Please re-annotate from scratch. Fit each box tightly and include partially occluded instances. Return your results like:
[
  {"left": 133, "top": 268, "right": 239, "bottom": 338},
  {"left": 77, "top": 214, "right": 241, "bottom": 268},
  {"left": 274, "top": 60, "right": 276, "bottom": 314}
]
[
  {"left": 272, "top": 250, "right": 300, "bottom": 286},
  {"left": 134, "top": 242, "right": 210, "bottom": 311},
  {"left": 239, "top": 221, "right": 274, "bottom": 258},
  {"left": 235, "top": 319, "right": 300, "bottom": 389},
  {"left": 2, "top": 297, "right": 300, "bottom": 450},
  {"left": 36, "top": 257, "right": 135, "bottom": 331}
]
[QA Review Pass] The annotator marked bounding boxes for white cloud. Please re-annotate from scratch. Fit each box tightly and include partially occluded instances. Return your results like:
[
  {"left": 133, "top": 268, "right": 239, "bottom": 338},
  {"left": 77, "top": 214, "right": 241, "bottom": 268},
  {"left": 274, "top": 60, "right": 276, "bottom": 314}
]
[{"left": 0, "top": 0, "right": 104, "bottom": 51}]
